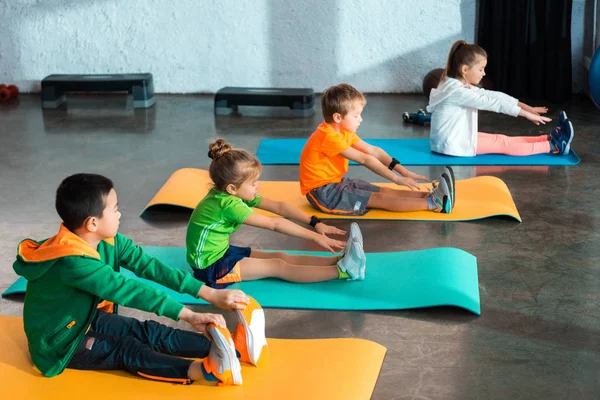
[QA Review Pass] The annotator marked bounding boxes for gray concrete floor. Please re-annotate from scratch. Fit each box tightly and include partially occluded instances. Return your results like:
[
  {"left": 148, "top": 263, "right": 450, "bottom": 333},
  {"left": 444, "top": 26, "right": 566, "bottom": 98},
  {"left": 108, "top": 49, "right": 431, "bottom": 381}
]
[{"left": 1, "top": 94, "right": 599, "bottom": 399}]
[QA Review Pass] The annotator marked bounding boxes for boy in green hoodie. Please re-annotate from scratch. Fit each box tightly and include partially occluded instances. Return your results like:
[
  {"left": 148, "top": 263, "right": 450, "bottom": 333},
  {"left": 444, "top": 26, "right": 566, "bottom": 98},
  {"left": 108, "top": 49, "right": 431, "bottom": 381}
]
[{"left": 13, "top": 173, "right": 264, "bottom": 386}]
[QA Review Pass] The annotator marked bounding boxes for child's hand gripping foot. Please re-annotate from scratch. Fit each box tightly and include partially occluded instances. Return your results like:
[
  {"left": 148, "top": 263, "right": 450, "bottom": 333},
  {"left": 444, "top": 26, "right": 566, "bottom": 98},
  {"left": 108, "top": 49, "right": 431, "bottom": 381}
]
[
  {"left": 232, "top": 296, "right": 268, "bottom": 367},
  {"left": 203, "top": 324, "right": 243, "bottom": 386}
]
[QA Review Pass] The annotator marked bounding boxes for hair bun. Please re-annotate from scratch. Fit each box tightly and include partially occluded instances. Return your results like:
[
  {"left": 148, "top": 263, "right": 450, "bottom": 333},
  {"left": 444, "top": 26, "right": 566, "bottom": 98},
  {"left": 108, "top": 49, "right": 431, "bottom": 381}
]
[{"left": 208, "top": 138, "right": 232, "bottom": 160}]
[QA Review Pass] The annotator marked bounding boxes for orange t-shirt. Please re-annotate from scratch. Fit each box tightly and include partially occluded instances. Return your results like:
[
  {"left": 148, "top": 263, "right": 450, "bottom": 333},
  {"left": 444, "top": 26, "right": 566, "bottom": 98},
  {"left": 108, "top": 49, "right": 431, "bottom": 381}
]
[{"left": 299, "top": 121, "right": 361, "bottom": 195}]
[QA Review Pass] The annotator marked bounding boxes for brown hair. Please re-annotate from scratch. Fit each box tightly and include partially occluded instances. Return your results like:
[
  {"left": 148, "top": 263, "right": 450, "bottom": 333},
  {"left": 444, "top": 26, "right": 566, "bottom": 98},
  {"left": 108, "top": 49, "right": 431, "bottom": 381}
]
[
  {"left": 440, "top": 40, "right": 487, "bottom": 83},
  {"left": 207, "top": 138, "right": 262, "bottom": 192},
  {"left": 321, "top": 83, "right": 366, "bottom": 123}
]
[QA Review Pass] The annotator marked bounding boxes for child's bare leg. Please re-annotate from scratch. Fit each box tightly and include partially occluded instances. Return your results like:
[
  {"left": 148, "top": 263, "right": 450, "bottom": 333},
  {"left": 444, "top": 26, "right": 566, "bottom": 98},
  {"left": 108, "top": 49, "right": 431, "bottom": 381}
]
[
  {"left": 188, "top": 361, "right": 207, "bottom": 381},
  {"left": 239, "top": 257, "right": 339, "bottom": 282},
  {"left": 250, "top": 249, "right": 338, "bottom": 266},
  {"left": 378, "top": 187, "right": 429, "bottom": 198},
  {"left": 367, "top": 191, "right": 429, "bottom": 212}
]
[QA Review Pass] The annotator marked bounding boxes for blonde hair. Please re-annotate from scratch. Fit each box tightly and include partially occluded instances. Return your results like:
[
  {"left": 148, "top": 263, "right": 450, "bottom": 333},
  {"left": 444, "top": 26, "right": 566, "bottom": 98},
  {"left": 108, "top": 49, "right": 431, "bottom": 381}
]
[
  {"left": 321, "top": 83, "right": 366, "bottom": 123},
  {"left": 440, "top": 40, "right": 488, "bottom": 83},
  {"left": 207, "top": 138, "right": 262, "bottom": 191}
]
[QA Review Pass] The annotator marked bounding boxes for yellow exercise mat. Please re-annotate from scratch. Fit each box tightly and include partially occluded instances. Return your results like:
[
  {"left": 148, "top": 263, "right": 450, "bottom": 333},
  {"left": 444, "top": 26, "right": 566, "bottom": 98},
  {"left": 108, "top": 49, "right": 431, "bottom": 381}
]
[
  {"left": 141, "top": 168, "right": 521, "bottom": 222},
  {"left": 0, "top": 316, "right": 385, "bottom": 400}
]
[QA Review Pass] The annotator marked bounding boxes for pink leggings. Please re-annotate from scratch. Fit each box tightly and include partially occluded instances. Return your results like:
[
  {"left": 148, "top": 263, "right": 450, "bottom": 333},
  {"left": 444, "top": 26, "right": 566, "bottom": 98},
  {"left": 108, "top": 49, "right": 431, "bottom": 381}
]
[{"left": 476, "top": 132, "right": 550, "bottom": 156}]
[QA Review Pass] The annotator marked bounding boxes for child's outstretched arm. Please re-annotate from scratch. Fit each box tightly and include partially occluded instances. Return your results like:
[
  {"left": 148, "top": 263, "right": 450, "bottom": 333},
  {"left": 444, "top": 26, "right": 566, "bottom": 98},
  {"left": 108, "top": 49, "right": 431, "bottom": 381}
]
[
  {"left": 351, "top": 140, "right": 429, "bottom": 182},
  {"left": 256, "top": 197, "right": 346, "bottom": 237},
  {"left": 65, "top": 258, "right": 249, "bottom": 338},
  {"left": 118, "top": 235, "right": 249, "bottom": 309},
  {"left": 457, "top": 88, "right": 552, "bottom": 125},
  {"left": 198, "top": 285, "right": 249, "bottom": 310},
  {"left": 244, "top": 213, "right": 346, "bottom": 253},
  {"left": 518, "top": 108, "right": 552, "bottom": 125},
  {"left": 518, "top": 102, "right": 548, "bottom": 116},
  {"left": 516, "top": 102, "right": 552, "bottom": 125},
  {"left": 339, "top": 145, "right": 422, "bottom": 190}
]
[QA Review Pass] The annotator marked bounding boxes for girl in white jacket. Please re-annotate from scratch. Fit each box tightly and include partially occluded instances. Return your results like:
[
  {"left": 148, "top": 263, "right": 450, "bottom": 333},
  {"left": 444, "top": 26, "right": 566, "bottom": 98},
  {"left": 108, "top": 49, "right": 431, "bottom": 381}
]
[{"left": 427, "top": 40, "right": 574, "bottom": 157}]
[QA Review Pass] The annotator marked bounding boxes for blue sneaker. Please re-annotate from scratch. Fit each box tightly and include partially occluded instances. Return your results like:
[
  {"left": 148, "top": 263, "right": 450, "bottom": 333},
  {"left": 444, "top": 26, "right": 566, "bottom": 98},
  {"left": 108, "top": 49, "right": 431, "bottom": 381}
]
[
  {"left": 337, "top": 240, "right": 366, "bottom": 280},
  {"left": 551, "top": 120, "right": 574, "bottom": 155},
  {"left": 559, "top": 111, "right": 568, "bottom": 126},
  {"left": 550, "top": 111, "right": 567, "bottom": 143}
]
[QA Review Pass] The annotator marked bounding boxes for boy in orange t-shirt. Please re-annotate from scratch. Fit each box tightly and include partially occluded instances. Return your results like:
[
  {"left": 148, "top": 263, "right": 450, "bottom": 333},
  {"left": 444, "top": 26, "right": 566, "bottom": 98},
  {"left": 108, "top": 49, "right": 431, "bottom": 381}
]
[{"left": 299, "top": 83, "right": 454, "bottom": 216}]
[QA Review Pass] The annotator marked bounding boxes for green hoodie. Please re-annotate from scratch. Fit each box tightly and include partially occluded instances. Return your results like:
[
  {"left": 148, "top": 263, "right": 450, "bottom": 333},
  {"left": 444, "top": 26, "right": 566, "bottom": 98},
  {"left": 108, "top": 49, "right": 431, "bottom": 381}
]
[{"left": 13, "top": 224, "right": 203, "bottom": 377}]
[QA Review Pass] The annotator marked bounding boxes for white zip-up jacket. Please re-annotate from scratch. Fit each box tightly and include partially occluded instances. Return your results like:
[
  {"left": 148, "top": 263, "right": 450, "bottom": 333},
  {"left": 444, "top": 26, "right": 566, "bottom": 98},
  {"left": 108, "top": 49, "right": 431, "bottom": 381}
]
[{"left": 426, "top": 77, "right": 521, "bottom": 156}]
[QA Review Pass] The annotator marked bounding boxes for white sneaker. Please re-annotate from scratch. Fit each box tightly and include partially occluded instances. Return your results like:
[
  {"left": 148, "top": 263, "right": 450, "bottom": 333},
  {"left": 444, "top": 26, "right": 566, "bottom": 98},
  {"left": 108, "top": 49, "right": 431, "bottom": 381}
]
[
  {"left": 340, "top": 222, "right": 363, "bottom": 257},
  {"left": 203, "top": 324, "right": 243, "bottom": 386},
  {"left": 432, "top": 167, "right": 455, "bottom": 207},
  {"left": 233, "top": 296, "right": 267, "bottom": 366},
  {"left": 337, "top": 240, "right": 366, "bottom": 281},
  {"left": 350, "top": 222, "right": 363, "bottom": 248},
  {"left": 429, "top": 178, "right": 451, "bottom": 213}
]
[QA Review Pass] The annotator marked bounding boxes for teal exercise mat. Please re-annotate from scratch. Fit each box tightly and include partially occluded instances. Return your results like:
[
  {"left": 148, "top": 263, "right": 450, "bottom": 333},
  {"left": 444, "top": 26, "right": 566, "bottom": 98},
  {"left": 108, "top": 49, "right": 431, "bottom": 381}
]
[
  {"left": 2, "top": 246, "right": 481, "bottom": 315},
  {"left": 256, "top": 138, "right": 580, "bottom": 166}
]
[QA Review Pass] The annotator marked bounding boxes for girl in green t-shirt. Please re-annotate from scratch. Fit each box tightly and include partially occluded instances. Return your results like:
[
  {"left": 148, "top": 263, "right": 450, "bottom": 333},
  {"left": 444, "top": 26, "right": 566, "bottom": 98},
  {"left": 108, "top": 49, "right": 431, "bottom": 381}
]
[{"left": 186, "top": 138, "right": 366, "bottom": 288}]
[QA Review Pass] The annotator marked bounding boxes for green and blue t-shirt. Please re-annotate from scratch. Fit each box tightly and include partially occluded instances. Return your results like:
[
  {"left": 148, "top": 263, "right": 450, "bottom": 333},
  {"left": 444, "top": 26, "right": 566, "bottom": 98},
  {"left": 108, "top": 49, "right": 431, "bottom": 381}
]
[{"left": 186, "top": 188, "right": 262, "bottom": 269}]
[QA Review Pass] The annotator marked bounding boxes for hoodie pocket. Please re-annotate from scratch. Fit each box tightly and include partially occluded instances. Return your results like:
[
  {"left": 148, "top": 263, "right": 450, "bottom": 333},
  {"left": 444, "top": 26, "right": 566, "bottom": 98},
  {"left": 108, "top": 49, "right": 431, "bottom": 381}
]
[{"left": 45, "top": 318, "right": 76, "bottom": 346}]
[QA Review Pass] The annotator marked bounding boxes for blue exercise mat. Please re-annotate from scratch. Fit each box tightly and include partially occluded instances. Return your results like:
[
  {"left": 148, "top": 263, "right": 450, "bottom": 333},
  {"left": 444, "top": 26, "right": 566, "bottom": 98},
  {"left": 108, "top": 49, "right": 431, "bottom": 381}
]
[
  {"left": 2, "top": 246, "right": 480, "bottom": 315},
  {"left": 256, "top": 138, "right": 580, "bottom": 166}
]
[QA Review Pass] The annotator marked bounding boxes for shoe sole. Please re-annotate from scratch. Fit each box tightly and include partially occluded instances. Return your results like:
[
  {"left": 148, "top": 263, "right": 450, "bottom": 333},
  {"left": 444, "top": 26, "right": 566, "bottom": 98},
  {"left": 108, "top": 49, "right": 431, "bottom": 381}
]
[
  {"left": 235, "top": 298, "right": 267, "bottom": 366},
  {"left": 440, "top": 174, "right": 453, "bottom": 213},
  {"left": 436, "top": 177, "right": 451, "bottom": 214},
  {"left": 563, "top": 121, "right": 574, "bottom": 155},
  {"left": 341, "top": 222, "right": 363, "bottom": 258},
  {"left": 354, "top": 241, "right": 367, "bottom": 280},
  {"left": 346, "top": 240, "right": 366, "bottom": 280},
  {"left": 559, "top": 111, "right": 567, "bottom": 125},
  {"left": 433, "top": 167, "right": 456, "bottom": 206},
  {"left": 443, "top": 166, "right": 455, "bottom": 207},
  {"left": 207, "top": 325, "right": 243, "bottom": 385},
  {"left": 441, "top": 173, "right": 453, "bottom": 214},
  {"left": 350, "top": 222, "right": 363, "bottom": 247}
]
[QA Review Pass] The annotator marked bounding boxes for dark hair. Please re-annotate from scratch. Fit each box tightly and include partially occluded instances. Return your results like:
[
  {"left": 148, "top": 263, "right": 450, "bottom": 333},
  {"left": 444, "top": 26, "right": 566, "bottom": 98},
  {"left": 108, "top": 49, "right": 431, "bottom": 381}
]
[
  {"left": 55, "top": 173, "right": 114, "bottom": 231},
  {"left": 321, "top": 83, "right": 366, "bottom": 123},
  {"left": 440, "top": 40, "right": 487, "bottom": 83},
  {"left": 208, "top": 138, "right": 262, "bottom": 192}
]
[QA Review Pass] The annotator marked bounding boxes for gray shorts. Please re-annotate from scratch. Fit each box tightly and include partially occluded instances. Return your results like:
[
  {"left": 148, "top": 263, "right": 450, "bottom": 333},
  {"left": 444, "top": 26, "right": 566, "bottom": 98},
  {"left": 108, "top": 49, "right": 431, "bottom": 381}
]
[{"left": 306, "top": 178, "right": 380, "bottom": 216}]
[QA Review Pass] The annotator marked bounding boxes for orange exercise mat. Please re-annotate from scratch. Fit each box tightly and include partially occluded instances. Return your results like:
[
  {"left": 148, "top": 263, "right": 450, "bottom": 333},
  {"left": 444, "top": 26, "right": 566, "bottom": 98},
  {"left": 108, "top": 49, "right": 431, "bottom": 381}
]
[
  {"left": 141, "top": 168, "right": 521, "bottom": 222},
  {"left": 0, "top": 316, "right": 385, "bottom": 400}
]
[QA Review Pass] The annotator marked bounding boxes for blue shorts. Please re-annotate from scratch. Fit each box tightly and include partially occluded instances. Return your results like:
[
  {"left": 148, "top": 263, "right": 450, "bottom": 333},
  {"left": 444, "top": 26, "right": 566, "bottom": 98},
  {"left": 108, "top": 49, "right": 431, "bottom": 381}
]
[{"left": 193, "top": 245, "right": 251, "bottom": 289}]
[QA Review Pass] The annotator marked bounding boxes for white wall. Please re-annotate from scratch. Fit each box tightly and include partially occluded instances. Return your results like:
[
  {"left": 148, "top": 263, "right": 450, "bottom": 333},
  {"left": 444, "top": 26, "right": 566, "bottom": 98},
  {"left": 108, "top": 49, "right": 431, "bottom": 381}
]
[{"left": 0, "top": 0, "right": 585, "bottom": 93}]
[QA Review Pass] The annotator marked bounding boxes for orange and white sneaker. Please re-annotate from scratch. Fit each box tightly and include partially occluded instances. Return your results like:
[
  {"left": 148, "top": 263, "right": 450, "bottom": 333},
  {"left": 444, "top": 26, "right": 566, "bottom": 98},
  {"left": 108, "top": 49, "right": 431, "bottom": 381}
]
[
  {"left": 202, "top": 324, "right": 242, "bottom": 386},
  {"left": 232, "top": 296, "right": 267, "bottom": 366}
]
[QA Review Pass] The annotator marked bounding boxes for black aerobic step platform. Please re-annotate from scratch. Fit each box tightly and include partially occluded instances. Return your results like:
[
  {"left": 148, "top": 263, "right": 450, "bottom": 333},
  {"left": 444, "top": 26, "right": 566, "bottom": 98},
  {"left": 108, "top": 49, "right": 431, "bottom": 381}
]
[
  {"left": 214, "top": 87, "right": 315, "bottom": 116},
  {"left": 41, "top": 73, "right": 155, "bottom": 109}
]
